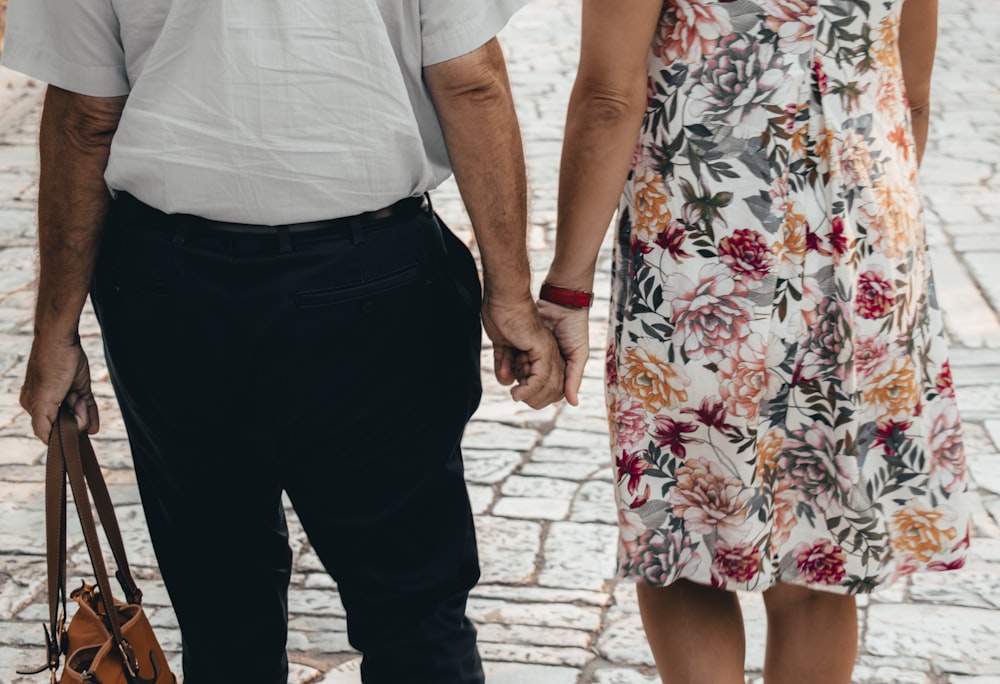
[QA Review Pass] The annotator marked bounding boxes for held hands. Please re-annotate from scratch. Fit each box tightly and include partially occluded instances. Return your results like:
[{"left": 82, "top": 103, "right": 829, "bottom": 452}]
[
  {"left": 481, "top": 291, "right": 566, "bottom": 409},
  {"left": 20, "top": 331, "right": 100, "bottom": 441},
  {"left": 536, "top": 299, "right": 590, "bottom": 406}
]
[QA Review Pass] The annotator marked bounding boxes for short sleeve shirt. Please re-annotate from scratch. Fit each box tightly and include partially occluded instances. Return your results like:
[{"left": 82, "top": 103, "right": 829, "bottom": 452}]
[{"left": 1, "top": 0, "right": 527, "bottom": 223}]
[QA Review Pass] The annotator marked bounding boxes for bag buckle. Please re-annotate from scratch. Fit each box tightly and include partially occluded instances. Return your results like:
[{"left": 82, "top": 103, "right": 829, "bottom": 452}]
[
  {"left": 117, "top": 639, "right": 159, "bottom": 684},
  {"left": 15, "top": 622, "right": 65, "bottom": 677}
]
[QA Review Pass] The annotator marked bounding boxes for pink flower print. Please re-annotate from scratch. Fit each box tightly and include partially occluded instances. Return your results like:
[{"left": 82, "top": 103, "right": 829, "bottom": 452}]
[
  {"left": 854, "top": 335, "right": 891, "bottom": 380},
  {"left": 654, "top": 220, "right": 692, "bottom": 262},
  {"left": 629, "top": 530, "right": 702, "bottom": 584},
  {"left": 606, "top": 342, "right": 619, "bottom": 386},
  {"left": 779, "top": 425, "right": 855, "bottom": 509},
  {"left": 769, "top": 176, "right": 790, "bottom": 215},
  {"left": 719, "top": 228, "right": 775, "bottom": 283},
  {"left": 797, "top": 297, "right": 853, "bottom": 382},
  {"left": 668, "top": 456, "right": 754, "bottom": 537},
  {"left": 653, "top": 0, "right": 733, "bottom": 65},
  {"left": 664, "top": 264, "right": 755, "bottom": 363},
  {"left": 617, "top": 450, "right": 651, "bottom": 497},
  {"left": 856, "top": 267, "right": 895, "bottom": 319},
  {"left": 762, "top": 0, "right": 817, "bottom": 53},
  {"left": 614, "top": 396, "right": 650, "bottom": 450},
  {"left": 681, "top": 397, "right": 736, "bottom": 435},
  {"left": 871, "top": 419, "right": 912, "bottom": 456},
  {"left": 794, "top": 539, "right": 847, "bottom": 585},
  {"left": 712, "top": 542, "right": 762, "bottom": 584},
  {"left": 652, "top": 415, "right": 699, "bottom": 458},
  {"left": 935, "top": 361, "right": 956, "bottom": 399},
  {"left": 718, "top": 334, "right": 783, "bottom": 420},
  {"left": 812, "top": 58, "right": 828, "bottom": 95},
  {"left": 928, "top": 404, "right": 966, "bottom": 494}
]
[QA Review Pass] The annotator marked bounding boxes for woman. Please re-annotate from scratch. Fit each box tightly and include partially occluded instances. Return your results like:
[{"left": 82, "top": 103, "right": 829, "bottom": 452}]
[{"left": 539, "top": 1, "right": 970, "bottom": 682}]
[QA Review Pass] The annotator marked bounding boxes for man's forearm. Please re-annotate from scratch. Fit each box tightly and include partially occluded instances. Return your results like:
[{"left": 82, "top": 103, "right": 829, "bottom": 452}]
[
  {"left": 425, "top": 38, "right": 531, "bottom": 303},
  {"left": 35, "top": 87, "right": 124, "bottom": 341}
]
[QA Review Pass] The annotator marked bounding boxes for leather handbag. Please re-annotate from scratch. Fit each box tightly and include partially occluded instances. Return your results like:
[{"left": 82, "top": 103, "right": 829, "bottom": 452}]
[{"left": 19, "top": 407, "right": 176, "bottom": 684}]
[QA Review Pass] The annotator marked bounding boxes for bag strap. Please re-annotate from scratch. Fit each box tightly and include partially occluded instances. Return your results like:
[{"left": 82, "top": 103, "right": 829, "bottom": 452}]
[{"left": 59, "top": 408, "right": 151, "bottom": 682}]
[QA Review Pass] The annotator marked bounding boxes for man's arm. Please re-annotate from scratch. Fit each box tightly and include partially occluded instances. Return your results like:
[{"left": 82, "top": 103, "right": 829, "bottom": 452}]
[
  {"left": 20, "top": 86, "right": 125, "bottom": 441},
  {"left": 425, "top": 38, "right": 564, "bottom": 409},
  {"left": 899, "top": 0, "right": 938, "bottom": 165}
]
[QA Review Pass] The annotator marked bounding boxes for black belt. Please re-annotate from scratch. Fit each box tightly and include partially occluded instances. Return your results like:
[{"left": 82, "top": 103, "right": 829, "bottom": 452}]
[{"left": 113, "top": 192, "right": 430, "bottom": 238}]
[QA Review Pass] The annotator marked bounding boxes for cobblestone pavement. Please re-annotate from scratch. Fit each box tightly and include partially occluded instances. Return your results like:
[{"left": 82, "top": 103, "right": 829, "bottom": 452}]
[{"left": 1, "top": 1, "right": 998, "bottom": 683}]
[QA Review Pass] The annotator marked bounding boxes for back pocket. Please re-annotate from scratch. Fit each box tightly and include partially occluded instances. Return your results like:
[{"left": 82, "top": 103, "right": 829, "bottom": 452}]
[{"left": 296, "top": 265, "right": 420, "bottom": 308}]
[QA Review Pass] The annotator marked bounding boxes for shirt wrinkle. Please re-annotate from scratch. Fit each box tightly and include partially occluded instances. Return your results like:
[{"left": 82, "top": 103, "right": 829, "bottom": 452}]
[{"left": 2, "top": 0, "right": 529, "bottom": 223}]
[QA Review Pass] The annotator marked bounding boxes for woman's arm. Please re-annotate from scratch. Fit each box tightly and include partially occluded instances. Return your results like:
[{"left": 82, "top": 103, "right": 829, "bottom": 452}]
[
  {"left": 541, "top": 0, "right": 663, "bottom": 403},
  {"left": 898, "top": 0, "right": 938, "bottom": 165}
]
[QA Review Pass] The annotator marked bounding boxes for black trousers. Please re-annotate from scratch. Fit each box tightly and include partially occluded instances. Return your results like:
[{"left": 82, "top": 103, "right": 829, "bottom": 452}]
[{"left": 91, "top": 196, "right": 485, "bottom": 684}]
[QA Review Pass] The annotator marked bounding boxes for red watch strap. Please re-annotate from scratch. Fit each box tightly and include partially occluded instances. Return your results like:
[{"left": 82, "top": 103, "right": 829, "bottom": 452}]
[{"left": 539, "top": 282, "right": 594, "bottom": 308}]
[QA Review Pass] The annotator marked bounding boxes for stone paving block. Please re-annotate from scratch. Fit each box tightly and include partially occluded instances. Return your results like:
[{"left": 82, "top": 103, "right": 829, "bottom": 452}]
[
  {"left": 473, "top": 400, "right": 559, "bottom": 429},
  {"left": 570, "top": 480, "right": 618, "bottom": 524},
  {"left": 477, "top": 622, "right": 591, "bottom": 649},
  {"left": 462, "top": 421, "right": 540, "bottom": 451},
  {"left": 969, "top": 450, "right": 1000, "bottom": 495},
  {"left": 464, "top": 450, "right": 524, "bottom": 485},
  {"left": 0, "top": 436, "right": 43, "bottom": 466},
  {"left": 519, "top": 460, "right": 604, "bottom": 482},
  {"left": 468, "top": 598, "right": 603, "bottom": 632},
  {"left": 478, "top": 641, "right": 594, "bottom": 668},
  {"left": 865, "top": 604, "right": 1000, "bottom": 674},
  {"left": 929, "top": 247, "right": 1000, "bottom": 349},
  {"left": 542, "top": 428, "right": 612, "bottom": 450},
  {"left": 481, "top": 662, "right": 580, "bottom": 684},
  {"left": 538, "top": 521, "right": 618, "bottom": 591},
  {"left": 850, "top": 666, "right": 934, "bottom": 683},
  {"left": 472, "top": 584, "right": 609, "bottom": 607},
  {"left": 467, "top": 483, "right": 495, "bottom": 514},
  {"left": 286, "top": 589, "right": 347, "bottom": 618},
  {"left": 532, "top": 445, "right": 613, "bottom": 466},
  {"left": 493, "top": 495, "right": 571, "bottom": 521},
  {"left": 475, "top": 515, "right": 543, "bottom": 584},
  {"left": 502, "top": 474, "right": 579, "bottom": 500},
  {"left": 591, "top": 670, "right": 661, "bottom": 684},
  {"left": 955, "top": 385, "right": 1000, "bottom": 421}
]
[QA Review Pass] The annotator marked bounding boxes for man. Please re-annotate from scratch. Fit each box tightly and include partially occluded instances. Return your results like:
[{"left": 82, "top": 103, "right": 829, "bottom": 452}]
[{"left": 5, "top": 1, "right": 564, "bottom": 682}]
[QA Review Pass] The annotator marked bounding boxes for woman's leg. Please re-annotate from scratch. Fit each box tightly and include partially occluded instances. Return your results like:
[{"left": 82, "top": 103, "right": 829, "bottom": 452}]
[
  {"left": 636, "top": 580, "right": 747, "bottom": 684},
  {"left": 762, "top": 583, "right": 858, "bottom": 684}
]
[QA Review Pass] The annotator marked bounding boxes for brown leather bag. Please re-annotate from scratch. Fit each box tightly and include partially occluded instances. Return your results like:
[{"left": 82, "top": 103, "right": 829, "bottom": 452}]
[{"left": 19, "top": 408, "right": 176, "bottom": 684}]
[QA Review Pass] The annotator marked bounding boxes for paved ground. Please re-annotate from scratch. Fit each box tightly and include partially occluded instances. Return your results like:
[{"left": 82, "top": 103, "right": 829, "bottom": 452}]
[{"left": 0, "top": 1, "right": 998, "bottom": 683}]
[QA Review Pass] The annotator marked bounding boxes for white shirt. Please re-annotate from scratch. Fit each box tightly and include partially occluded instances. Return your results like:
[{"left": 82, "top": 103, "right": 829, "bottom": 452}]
[{"left": 2, "top": 0, "right": 527, "bottom": 224}]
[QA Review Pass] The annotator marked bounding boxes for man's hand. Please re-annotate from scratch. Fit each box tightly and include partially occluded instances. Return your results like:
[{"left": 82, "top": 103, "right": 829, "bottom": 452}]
[
  {"left": 482, "top": 292, "right": 565, "bottom": 409},
  {"left": 21, "top": 332, "right": 99, "bottom": 441},
  {"left": 537, "top": 300, "right": 591, "bottom": 406}
]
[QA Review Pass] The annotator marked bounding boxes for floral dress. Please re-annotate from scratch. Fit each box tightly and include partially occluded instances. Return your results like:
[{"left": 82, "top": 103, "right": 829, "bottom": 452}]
[{"left": 608, "top": 0, "right": 971, "bottom": 593}]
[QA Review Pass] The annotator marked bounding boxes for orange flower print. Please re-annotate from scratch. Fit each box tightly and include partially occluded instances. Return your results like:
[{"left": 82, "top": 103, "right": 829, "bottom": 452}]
[
  {"left": 891, "top": 507, "right": 958, "bottom": 563},
  {"left": 869, "top": 177, "right": 920, "bottom": 258},
  {"left": 755, "top": 428, "right": 786, "bottom": 483},
  {"left": 668, "top": 456, "right": 754, "bottom": 537},
  {"left": 771, "top": 479, "right": 798, "bottom": 549},
  {"left": 864, "top": 358, "right": 920, "bottom": 420},
  {"left": 773, "top": 207, "right": 807, "bottom": 278},
  {"left": 620, "top": 346, "right": 691, "bottom": 412},
  {"left": 631, "top": 168, "right": 672, "bottom": 242}
]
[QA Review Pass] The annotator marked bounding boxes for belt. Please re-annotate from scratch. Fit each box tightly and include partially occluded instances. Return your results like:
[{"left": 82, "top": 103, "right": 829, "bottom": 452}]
[{"left": 113, "top": 192, "right": 430, "bottom": 237}]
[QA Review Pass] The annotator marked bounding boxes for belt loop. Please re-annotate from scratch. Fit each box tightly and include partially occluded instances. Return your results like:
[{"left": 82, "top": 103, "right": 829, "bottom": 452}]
[
  {"left": 349, "top": 216, "right": 366, "bottom": 245},
  {"left": 277, "top": 226, "right": 292, "bottom": 254},
  {"left": 422, "top": 193, "right": 433, "bottom": 215}
]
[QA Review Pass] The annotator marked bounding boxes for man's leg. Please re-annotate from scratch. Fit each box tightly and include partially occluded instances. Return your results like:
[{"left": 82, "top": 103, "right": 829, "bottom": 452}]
[
  {"left": 91, "top": 207, "right": 294, "bottom": 684},
  {"left": 271, "top": 212, "right": 485, "bottom": 683}
]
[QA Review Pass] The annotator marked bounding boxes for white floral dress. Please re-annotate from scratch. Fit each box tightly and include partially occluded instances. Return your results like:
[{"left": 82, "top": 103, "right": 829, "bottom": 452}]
[{"left": 608, "top": 0, "right": 971, "bottom": 593}]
